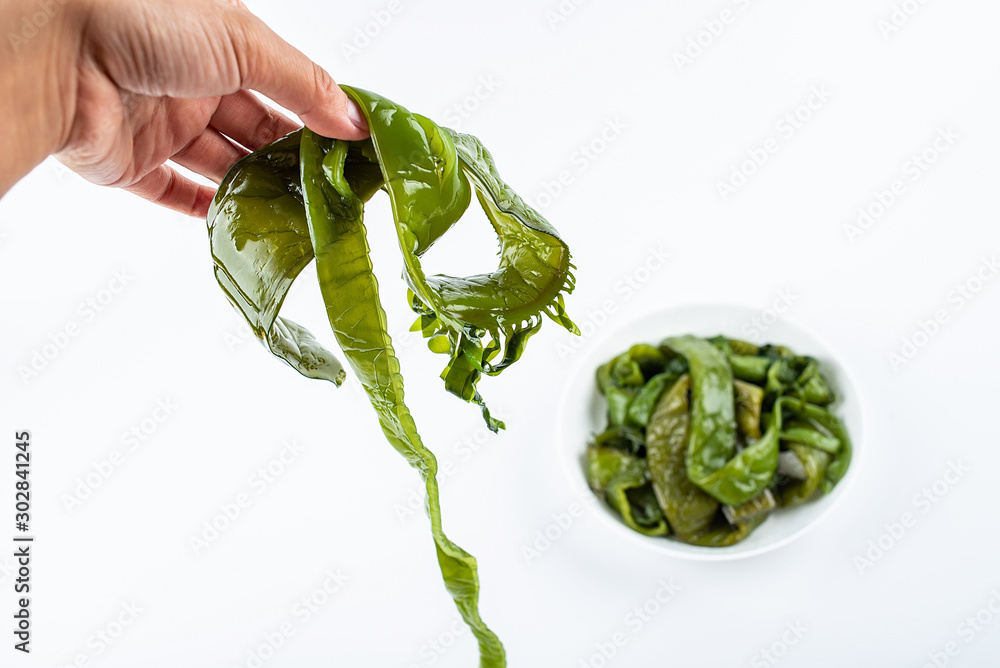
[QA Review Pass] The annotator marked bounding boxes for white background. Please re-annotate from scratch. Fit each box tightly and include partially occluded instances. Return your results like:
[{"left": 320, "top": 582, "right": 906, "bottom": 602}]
[{"left": 2, "top": 0, "right": 1000, "bottom": 666}]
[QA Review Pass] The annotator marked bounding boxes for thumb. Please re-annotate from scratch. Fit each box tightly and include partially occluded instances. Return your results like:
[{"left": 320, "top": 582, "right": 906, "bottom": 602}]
[{"left": 219, "top": 2, "right": 369, "bottom": 140}]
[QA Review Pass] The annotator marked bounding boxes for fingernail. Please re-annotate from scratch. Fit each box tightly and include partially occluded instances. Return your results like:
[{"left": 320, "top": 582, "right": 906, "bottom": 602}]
[{"left": 346, "top": 99, "right": 369, "bottom": 133}]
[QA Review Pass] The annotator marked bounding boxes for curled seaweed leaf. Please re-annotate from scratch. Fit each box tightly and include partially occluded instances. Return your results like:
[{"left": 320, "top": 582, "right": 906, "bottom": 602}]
[
  {"left": 207, "top": 130, "right": 345, "bottom": 385},
  {"left": 343, "top": 86, "right": 576, "bottom": 430}
]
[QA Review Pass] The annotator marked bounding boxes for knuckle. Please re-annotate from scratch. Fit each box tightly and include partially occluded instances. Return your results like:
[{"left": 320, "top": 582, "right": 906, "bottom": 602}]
[
  {"left": 311, "top": 62, "right": 335, "bottom": 96},
  {"left": 304, "top": 63, "right": 339, "bottom": 119},
  {"left": 252, "top": 108, "right": 284, "bottom": 147}
]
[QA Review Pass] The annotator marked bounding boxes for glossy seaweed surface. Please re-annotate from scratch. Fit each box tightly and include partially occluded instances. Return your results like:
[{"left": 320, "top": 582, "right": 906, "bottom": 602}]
[
  {"left": 207, "top": 86, "right": 578, "bottom": 668},
  {"left": 588, "top": 335, "right": 851, "bottom": 547}
]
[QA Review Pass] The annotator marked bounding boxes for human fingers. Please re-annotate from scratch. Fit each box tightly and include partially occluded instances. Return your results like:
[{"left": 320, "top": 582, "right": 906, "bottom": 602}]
[
  {"left": 209, "top": 91, "right": 299, "bottom": 151},
  {"left": 217, "top": 3, "right": 369, "bottom": 140},
  {"left": 123, "top": 164, "right": 217, "bottom": 218},
  {"left": 170, "top": 127, "right": 248, "bottom": 183}
]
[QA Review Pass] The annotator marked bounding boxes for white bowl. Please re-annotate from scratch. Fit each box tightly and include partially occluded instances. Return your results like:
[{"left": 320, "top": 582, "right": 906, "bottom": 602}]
[{"left": 556, "top": 304, "right": 863, "bottom": 561}]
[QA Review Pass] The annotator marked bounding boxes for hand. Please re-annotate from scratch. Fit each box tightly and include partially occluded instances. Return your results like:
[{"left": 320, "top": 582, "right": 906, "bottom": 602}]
[{"left": 1, "top": 0, "right": 369, "bottom": 217}]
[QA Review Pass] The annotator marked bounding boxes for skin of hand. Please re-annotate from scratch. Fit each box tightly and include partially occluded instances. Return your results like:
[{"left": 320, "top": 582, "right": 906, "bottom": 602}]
[{"left": 0, "top": 0, "right": 369, "bottom": 216}]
